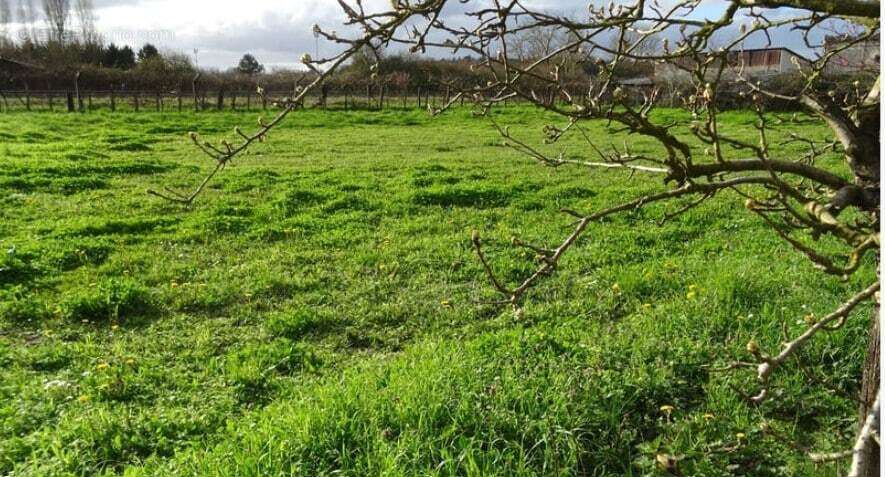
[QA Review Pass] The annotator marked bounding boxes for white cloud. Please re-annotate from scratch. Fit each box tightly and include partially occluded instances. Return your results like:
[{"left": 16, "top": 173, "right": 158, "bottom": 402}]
[
  {"left": 81, "top": 0, "right": 842, "bottom": 69},
  {"left": 92, "top": 0, "right": 360, "bottom": 69}
]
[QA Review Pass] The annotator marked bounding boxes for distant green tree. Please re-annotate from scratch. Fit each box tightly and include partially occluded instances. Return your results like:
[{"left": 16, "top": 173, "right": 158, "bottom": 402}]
[
  {"left": 101, "top": 43, "right": 119, "bottom": 68},
  {"left": 101, "top": 43, "right": 136, "bottom": 69},
  {"left": 137, "top": 43, "right": 160, "bottom": 63},
  {"left": 236, "top": 53, "right": 264, "bottom": 75},
  {"left": 117, "top": 45, "right": 135, "bottom": 69},
  {"left": 78, "top": 40, "right": 103, "bottom": 65}
]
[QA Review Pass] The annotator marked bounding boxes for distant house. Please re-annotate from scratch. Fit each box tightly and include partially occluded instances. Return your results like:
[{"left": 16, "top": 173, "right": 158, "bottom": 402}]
[
  {"left": 655, "top": 47, "right": 812, "bottom": 82},
  {"left": 723, "top": 47, "right": 811, "bottom": 78},
  {"left": 823, "top": 33, "right": 880, "bottom": 75}
]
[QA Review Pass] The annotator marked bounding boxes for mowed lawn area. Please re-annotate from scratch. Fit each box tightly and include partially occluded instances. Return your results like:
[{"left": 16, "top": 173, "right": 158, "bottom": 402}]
[{"left": 0, "top": 107, "right": 876, "bottom": 476}]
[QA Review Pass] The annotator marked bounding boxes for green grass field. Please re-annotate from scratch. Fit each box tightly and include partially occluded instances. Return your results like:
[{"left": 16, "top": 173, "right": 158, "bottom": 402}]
[{"left": 0, "top": 107, "right": 875, "bottom": 476}]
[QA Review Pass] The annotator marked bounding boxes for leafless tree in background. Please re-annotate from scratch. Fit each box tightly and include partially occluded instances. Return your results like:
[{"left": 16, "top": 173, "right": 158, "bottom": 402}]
[
  {"left": 157, "top": 1, "right": 880, "bottom": 474},
  {"left": 0, "top": 0, "right": 12, "bottom": 43},
  {"left": 73, "top": 0, "right": 95, "bottom": 44},
  {"left": 41, "top": 0, "right": 69, "bottom": 43},
  {"left": 16, "top": 0, "right": 37, "bottom": 43},
  {"left": 511, "top": 24, "right": 570, "bottom": 61}
]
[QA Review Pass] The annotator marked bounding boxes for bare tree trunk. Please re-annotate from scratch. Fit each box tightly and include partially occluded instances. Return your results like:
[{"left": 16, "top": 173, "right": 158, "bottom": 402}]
[
  {"left": 75, "top": 72, "right": 83, "bottom": 112},
  {"left": 380, "top": 83, "right": 386, "bottom": 110},
  {"left": 853, "top": 81, "right": 880, "bottom": 477},
  {"left": 859, "top": 309, "right": 879, "bottom": 477}
]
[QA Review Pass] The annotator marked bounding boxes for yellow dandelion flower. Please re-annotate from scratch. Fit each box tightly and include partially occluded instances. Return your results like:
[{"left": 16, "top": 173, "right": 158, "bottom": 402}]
[
  {"left": 125, "top": 358, "right": 136, "bottom": 365},
  {"left": 642, "top": 303, "right": 652, "bottom": 311},
  {"left": 78, "top": 395, "right": 90, "bottom": 403},
  {"left": 96, "top": 362, "right": 110, "bottom": 371},
  {"left": 736, "top": 432, "right": 747, "bottom": 441},
  {"left": 660, "top": 405, "right": 675, "bottom": 416},
  {"left": 703, "top": 413, "right": 715, "bottom": 421},
  {"left": 686, "top": 290, "right": 697, "bottom": 300},
  {"left": 611, "top": 283, "right": 621, "bottom": 294}
]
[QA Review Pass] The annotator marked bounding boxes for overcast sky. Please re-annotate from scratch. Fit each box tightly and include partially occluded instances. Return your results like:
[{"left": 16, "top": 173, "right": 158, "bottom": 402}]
[
  {"left": 13, "top": 0, "right": 855, "bottom": 70},
  {"left": 86, "top": 0, "right": 365, "bottom": 70}
]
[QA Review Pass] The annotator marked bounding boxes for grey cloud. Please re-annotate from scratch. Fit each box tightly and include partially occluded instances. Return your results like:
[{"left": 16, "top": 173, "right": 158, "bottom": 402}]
[
  {"left": 88, "top": 0, "right": 853, "bottom": 69},
  {"left": 93, "top": 0, "right": 142, "bottom": 7}
]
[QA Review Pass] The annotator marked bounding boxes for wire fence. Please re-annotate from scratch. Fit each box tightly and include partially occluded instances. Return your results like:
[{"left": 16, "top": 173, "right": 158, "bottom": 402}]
[{"left": 0, "top": 86, "right": 481, "bottom": 113}]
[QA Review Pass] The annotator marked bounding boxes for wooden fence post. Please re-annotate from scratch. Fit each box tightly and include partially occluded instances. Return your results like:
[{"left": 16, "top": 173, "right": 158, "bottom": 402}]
[
  {"left": 216, "top": 89, "right": 224, "bottom": 111},
  {"left": 110, "top": 88, "right": 116, "bottom": 112},
  {"left": 155, "top": 92, "right": 161, "bottom": 111},
  {"left": 74, "top": 71, "right": 83, "bottom": 112},
  {"left": 134, "top": 92, "right": 140, "bottom": 112},
  {"left": 47, "top": 93, "right": 53, "bottom": 111},
  {"left": 177, "top": 92, "right": 182, "bottom": 112},
  {"left": 25, "top": 84, "right": 31, "bottom": 111},
  {"left": 192, "top": 73, "right": 201, "bottom": 112},
  {"left": 231, "top": 92, "right": 237, "bottom": 111},
  {"left": 66, "top": 91, "right": 74, "bottom": 112}
]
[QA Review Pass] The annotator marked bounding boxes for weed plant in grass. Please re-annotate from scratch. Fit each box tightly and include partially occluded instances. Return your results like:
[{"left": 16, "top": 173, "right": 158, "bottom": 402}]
[{"left": 0, "top": 107, "right": 874, "bottom": 476}]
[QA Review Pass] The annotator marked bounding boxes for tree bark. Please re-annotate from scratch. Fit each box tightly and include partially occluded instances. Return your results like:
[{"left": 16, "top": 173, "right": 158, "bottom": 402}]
[
  {"left": 854, "top": 78, "right": 879, "bottom": 475},
  {"left": 858, "top": 308, "right": 879, "bottom": 477}
]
